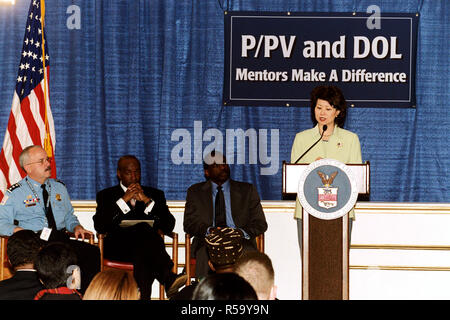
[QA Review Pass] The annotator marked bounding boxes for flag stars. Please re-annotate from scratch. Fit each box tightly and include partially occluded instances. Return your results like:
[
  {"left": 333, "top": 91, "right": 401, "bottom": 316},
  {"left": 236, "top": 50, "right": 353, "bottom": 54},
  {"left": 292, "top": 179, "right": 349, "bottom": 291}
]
[{"left": 15, "top": 1, "right": 49, "bottom": 100}]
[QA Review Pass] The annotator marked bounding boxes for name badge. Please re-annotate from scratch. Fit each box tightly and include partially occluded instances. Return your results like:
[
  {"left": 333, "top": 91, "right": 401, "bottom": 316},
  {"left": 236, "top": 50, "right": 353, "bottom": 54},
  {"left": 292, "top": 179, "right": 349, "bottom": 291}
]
[{"left": 40, "top": 227, "right": 52, "bottom": 241}]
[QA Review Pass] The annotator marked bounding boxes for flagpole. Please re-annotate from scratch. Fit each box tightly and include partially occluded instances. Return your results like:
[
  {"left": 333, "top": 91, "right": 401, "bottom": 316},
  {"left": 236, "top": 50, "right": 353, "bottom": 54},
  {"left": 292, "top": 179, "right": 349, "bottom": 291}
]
[{"left": 40, "top": 0, "right": 52, "bottom": 159}]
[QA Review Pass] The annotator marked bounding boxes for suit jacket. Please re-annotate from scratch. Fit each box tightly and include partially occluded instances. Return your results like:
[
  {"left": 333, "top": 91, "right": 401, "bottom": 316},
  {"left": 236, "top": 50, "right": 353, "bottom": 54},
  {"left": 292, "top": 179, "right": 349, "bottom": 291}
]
[
  {"left": 93, "top": 185, "right": 175, "bottom": 235},
  {"left": 183, "top": 179, "right": 267, "bottom": 254},
  {"left": 0, "top": 270, "right": 44, "bottom": 300}
]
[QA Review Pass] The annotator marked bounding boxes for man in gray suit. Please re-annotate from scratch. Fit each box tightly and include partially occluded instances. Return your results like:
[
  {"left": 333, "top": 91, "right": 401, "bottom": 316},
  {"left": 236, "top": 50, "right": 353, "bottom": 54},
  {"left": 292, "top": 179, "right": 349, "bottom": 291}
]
[{"left": 183, "top": 151, "right": 268, "bottom": 279}]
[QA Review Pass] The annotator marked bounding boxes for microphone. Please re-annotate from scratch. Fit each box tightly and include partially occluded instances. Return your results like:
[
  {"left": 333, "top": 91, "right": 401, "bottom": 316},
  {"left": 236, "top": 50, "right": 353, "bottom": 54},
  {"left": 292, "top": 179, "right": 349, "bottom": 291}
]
[{"left": 294, "top": 125, "right": 327, "bottom": 164}]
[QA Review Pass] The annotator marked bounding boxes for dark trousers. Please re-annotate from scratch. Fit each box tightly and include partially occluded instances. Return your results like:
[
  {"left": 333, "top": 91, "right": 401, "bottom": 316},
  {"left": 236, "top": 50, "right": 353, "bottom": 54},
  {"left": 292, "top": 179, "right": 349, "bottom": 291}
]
[
  {"left": 104, "top": 222, "right": 174, "bottom": 299},
  {"left": 66, "top": 239, "right": 100, "bottom": 293}
]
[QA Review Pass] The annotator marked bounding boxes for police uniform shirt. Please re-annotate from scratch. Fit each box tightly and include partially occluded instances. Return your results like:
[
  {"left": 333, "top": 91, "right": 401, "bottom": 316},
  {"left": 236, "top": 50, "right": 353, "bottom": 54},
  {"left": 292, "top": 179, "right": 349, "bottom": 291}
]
[{"left": 0, "top": 176, "right": 80, "bottom": 236}]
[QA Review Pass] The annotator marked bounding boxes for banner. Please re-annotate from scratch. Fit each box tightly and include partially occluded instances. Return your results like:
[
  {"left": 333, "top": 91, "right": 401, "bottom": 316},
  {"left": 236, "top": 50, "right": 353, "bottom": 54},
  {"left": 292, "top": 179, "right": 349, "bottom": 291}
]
[{"left": 223, "top": 12, "right": 418, "bottom": 107}]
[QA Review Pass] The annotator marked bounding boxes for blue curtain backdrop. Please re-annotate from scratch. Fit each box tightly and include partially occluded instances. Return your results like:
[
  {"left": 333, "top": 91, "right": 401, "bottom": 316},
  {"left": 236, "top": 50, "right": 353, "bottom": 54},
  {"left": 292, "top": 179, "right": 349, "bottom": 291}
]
[{"left": 0, "top": 0, "right": 448, "bottom": 202}]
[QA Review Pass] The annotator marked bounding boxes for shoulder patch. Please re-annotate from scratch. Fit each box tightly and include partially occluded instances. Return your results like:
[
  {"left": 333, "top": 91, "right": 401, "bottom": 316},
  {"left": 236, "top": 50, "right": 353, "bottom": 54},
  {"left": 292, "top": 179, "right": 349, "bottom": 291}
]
[
  {"left": 55, "top": 179, "right": 66, "bottom": 186},
  {"left": 7, "top": 182, "right": 21, "bottom": 193}
]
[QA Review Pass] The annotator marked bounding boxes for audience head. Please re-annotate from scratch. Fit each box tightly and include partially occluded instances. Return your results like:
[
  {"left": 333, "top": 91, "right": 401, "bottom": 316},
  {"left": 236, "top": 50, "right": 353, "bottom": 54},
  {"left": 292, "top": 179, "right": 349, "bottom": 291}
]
[
  {"left": 203, "top": 150, "right": 230, "bottom": 185},
  {"left": 234, "top": 251, "right": 276, "bottom": 300},
  {"left": 205, "top": 227, "right": 243, "bottom": 273},
  {"left": 35, "top": 242, "right": 79, "bottom": 289},
  {"left": 117, "top": 155, "right": 141, "bottom": 187},
  {"left": 192, "top": 273, "right": 257, "bottom": 300},
  {"left": 6, "top": 230, "right": 43, "bottom": 270},
  {"left": 83, "top": 269, "right": 140, "bottom": 300}
]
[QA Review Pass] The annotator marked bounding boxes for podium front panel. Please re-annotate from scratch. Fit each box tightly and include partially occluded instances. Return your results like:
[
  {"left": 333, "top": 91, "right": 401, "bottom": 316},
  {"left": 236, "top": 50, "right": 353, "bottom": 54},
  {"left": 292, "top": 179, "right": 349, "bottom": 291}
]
[{"left": 302, "top": 211, "right": 349, "bottom": 300}]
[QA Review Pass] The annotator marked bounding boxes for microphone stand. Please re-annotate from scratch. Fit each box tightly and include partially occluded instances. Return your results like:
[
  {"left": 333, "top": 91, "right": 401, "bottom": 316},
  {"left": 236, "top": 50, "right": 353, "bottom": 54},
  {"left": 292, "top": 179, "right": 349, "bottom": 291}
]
[{"left": 294, "top": 124, "right": 327, "bottom": 164}]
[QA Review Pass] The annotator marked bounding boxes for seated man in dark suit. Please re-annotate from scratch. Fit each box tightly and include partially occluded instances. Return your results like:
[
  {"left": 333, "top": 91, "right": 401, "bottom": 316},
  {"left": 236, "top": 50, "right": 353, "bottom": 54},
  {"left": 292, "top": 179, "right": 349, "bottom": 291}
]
[
  {"left": 0, "top": 230, "right": 44, "bottom": 299},
  {"left": 184, "top": 150, "right": 268, "bottom": 279},
  {"left": 93, "top": 155, "right": 186, "bottom": 299}
]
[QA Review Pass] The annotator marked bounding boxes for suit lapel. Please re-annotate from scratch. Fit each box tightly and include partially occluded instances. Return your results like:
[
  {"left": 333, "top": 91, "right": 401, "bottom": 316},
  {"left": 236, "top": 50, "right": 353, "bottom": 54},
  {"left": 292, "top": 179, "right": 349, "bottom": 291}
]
[
  {"left": 229, "top": 180, "right": 241, "bottom": 225},
  {"left": 201, "top": 180, "right": 214, "bottom": 225},
  {"left": 114, "top": 185, "right": 136, "bottom": 211},
  {"left": 114, "top": 184, "right": 125, "bottom": 197}
]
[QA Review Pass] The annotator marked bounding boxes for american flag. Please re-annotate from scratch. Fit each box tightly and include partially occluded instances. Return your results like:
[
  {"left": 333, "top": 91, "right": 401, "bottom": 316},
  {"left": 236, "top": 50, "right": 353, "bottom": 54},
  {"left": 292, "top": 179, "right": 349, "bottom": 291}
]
[{"left": 0, "top": 0, "right": 56, "bottom": 201}]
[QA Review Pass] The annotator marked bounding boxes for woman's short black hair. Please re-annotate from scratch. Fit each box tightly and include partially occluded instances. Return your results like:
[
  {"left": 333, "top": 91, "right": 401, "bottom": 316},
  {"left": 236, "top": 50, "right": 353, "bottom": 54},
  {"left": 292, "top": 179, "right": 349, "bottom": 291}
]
[{"left": 310, "top": 85, "right": 347, "bottom": 128}]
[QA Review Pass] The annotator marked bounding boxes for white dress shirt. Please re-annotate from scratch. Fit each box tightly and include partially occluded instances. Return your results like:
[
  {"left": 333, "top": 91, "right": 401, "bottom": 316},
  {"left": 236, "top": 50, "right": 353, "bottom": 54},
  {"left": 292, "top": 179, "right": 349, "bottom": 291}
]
[{"left": 115, "top": 182, "right": 155, "bottom": 215}]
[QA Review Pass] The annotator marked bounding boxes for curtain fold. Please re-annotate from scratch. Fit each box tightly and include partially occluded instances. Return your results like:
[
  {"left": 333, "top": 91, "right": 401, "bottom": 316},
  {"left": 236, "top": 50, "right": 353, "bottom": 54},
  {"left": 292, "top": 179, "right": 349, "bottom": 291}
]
[{"left": 0, "top": 0, "right": 448, "bottom": 202}]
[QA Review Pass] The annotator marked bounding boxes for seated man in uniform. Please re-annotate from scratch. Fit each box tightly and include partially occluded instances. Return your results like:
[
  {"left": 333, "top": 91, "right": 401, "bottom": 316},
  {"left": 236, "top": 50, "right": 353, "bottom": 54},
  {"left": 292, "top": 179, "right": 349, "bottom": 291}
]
[{"left": 0, "top": 145, "right": 100, "bottom": 293}]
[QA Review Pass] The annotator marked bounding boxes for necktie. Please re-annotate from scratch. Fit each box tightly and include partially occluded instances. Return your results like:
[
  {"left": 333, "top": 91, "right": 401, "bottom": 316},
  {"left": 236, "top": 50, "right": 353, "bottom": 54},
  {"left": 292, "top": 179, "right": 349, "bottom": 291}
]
[
  {"left": 41, "top": 184, "right": 57, "bottom": 230},
  {"left": 215, "top": 186, "right": 226, "bottom": 228}
]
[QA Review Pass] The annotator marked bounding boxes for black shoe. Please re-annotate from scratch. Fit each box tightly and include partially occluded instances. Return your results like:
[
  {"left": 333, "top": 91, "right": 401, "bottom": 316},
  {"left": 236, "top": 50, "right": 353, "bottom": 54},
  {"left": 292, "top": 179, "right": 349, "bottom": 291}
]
[{"left": 166, "top": 273, "right": 188, "bottom": 298}]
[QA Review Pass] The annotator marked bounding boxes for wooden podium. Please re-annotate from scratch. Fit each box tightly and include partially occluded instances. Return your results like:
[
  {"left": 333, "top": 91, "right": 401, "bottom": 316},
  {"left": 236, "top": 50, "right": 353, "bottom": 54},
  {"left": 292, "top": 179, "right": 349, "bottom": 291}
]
[{"left": 282, "top": 161, "right": 370, "bottom": 300}]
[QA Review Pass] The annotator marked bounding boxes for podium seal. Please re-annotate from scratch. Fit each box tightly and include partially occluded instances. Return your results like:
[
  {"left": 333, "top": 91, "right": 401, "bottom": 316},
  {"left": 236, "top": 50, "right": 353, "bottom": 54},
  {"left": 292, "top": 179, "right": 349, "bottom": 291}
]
[{"left": 297, "top": 158, "right": 358, "bottom": 220}]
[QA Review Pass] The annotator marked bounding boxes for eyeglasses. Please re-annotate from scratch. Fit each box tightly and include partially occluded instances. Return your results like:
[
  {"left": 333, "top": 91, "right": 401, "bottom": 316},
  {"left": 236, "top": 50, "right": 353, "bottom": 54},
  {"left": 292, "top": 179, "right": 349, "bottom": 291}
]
[{"left": 25, "top": 157, "right": 51, "bottom": 166}]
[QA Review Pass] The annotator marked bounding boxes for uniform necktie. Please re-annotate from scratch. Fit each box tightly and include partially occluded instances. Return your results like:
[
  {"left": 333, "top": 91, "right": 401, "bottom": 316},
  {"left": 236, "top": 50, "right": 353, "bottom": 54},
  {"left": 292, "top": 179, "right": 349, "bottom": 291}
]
[
  {"left": 215, "top": 186, "right": 226, "bottom": 228},
  {"left": 41, "top": 184, "right": 57, "bottom": 230}
]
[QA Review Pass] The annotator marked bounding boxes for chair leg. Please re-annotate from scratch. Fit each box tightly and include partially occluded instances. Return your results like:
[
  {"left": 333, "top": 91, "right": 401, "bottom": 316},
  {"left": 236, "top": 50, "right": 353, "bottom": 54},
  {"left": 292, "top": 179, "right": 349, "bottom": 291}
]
[
  {"left": 185, "top": 234, "right": 191, "bottom": 286},
  {"left": 0, "top": 237, "right": 6, "bottom": 281},
  {"left": 159, "top": 282, "right": 165, "bottom": 300},
  {"left": 159, "top": 232, "right": 179, "bottom": 300}
]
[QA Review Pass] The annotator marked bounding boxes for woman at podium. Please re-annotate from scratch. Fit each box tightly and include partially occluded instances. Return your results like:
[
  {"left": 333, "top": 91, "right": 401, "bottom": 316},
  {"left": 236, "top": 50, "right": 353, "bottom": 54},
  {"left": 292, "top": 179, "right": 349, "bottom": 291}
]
[{"left": 290, "top": 85, "right": 362, "bottom": 250}]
